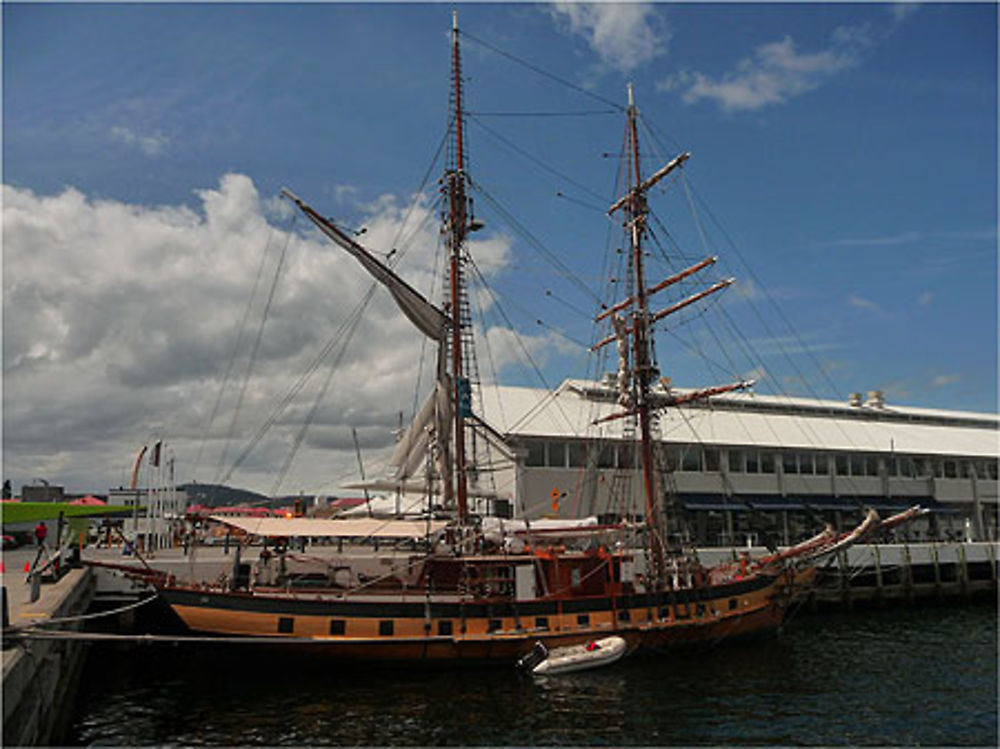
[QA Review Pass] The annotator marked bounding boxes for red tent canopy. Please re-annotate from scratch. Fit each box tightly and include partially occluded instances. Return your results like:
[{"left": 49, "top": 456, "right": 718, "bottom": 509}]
[{"left": 69, "top": 495, "right": 106, "bottom": 506}]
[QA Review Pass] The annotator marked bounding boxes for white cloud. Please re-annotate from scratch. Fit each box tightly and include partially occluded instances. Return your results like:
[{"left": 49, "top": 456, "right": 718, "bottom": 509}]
[
  {"left": 664, "top": 25, "right": 874, "bottom": 112},
  {"left": 2, "top": 176, "right": 518, "bottom": 495},
  {"left": 549, "top": 2, "right": 669, "bottom": 73},
  {"left": 930, "top": 374, "right": 960, "bottom": 388},
  {"left": 110, "top": 124, "right": 169, "bottom": 156},
  {"left": 847, "top": 294, "right": 880, "bottom": 312}
]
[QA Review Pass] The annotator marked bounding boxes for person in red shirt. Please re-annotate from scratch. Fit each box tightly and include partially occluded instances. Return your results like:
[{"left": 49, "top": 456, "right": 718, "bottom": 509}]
[{"left": 34, "top": 521, "right": 48, "bottom": 548}]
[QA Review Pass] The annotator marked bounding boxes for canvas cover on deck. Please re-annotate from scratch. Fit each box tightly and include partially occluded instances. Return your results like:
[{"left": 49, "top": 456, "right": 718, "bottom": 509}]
[{"left": 209, "top": 515, "right": 448, "bottom": 539}]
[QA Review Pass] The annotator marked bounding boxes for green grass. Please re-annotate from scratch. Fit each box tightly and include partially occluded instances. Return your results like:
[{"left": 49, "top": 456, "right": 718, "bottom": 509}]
[{"left": 1, "top": 502, "right": 140, "bottom": 526}]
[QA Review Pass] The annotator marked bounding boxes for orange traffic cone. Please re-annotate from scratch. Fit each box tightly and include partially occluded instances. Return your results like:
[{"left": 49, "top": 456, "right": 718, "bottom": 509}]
[{"left": 23, "top": 561, "right": 30, "bottom": 573}]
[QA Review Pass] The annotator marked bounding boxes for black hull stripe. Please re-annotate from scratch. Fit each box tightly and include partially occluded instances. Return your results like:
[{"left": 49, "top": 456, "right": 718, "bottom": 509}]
[{"left": 161, "top": 574, "right": 775, "bottom": 619}]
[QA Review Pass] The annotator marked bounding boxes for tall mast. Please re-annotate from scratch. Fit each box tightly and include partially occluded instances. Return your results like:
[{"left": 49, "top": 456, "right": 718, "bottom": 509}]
[
  {"left": 447, "top": 10, "right": 470, "bottom": 523},
  {"left": 600, "top": 87, "right": 746, "bottom": 584},
  {"left": 623, "top": 84, "right": 666, "bottom": 584}
]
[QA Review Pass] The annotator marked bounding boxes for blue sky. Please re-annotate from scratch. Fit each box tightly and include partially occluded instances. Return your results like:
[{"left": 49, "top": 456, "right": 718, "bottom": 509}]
[{"left": 3, "top": 2, "right": 997, "bottom": 494}]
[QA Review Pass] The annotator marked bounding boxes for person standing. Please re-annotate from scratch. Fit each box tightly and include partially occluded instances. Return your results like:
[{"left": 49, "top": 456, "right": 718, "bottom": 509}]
[{"left": 34, "top": 520, "right": 48, "bottom": 548}]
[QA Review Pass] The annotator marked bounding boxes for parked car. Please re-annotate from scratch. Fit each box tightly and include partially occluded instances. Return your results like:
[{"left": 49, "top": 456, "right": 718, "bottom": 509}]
[{"left": 2, "top": 534, "right": 20, "bottom": 550}]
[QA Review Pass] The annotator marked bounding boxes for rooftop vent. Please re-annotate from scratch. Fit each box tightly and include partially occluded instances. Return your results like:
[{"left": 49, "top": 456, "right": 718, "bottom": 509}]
[
  {"left": 866, "top": 390, "right": 886, "bottom": 409},
  {"left": 848, "top": 392, "right": 863, "bottom": 407}
]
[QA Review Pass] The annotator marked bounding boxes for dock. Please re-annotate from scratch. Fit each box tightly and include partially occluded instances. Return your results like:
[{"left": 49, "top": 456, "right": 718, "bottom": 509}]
[{"left": 2, "top": 547, "right": 94, "bottom": 746}]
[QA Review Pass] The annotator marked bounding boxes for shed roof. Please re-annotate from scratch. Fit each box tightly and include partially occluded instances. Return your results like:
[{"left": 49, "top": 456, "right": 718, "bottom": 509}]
[{"left": 477, "top": 380, "right": 999, "bottom": 458}]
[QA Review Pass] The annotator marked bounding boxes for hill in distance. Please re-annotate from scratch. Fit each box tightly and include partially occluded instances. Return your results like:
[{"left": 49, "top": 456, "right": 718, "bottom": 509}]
[{"left": 179, "top": 483, "right": 321, "bottom": 509}]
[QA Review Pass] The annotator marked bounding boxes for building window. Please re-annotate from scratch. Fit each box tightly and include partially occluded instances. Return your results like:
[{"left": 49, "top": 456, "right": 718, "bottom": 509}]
[
  {"left": 913, "top": 458, "right": 929, "bottom": 478},
  {"left": 783, "top": 453, "right": 798, "bottom": 475},
  {"left": 329, "top": 619, "right": 345, "bottom": 635},
  {"left": 571, "top": 568, "right": 582, "bottom": 587},
  {"left": 487, "top": 618, "right": 502, "bottom": 633},
  {"left": 568, "top": 442, "right": 587, "bottom": 468},
  {"left": 278, "top": 617, "right": 294, "bottom": 634},
  {"left": 704, "top": 449, "right": 720, "bottom": 472},
  {"left": 548, "top": 441, "right": 567, "bottom": 468},
  {"left": 815, "top": 454, "right": 829, "bottom": 475},
  {"left": 681, "top": 446, "right": 701, "bottom": 472},
  {"left": 618, "top": 444, "right": 635, "bottom": 469},
  {"left": 526, "top": 441, "right": 545, "bottom": 467},
  {"left": 438, "top": 620, "right": 453, "bottom": 636},
  {"left": 617, "top": 609, "right": 631, "bottom": 621},
  {"left": 577, "top": 614, "right": 590, "bottom": 627},
  {"left": 944, "top": 460, "right": 957, "bottom": 479},
  {"left": 761, "top": 453, "right": 775, "bottom": 474},
  {"left": 835, "top": 455, "right": 849, "bottom": 476},
  {"left": 803, "top": 453, "right": 819, "bottom": 475},
  {"left": 379, "top": 620, "right": 394, "bottom": 636},
  {"left": 597, "top": 444, "right": 615, "bottom": 469},
  {"left": 745, "top": 452, "right": 759, "bottom": 474},
  {"left": 729, "top": 450, "right": 745, "bottom": 473},
  {"left": 865, "top": 456, "right": 879, "bottom": 477},
  {"left": 535, "top": 616, "right": 549, "bottom": 630}
]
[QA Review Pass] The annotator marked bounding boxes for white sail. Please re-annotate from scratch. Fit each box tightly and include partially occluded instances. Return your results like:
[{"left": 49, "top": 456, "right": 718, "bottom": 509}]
[
  {"left": 387, "top": 387, "right": 437, "bottom": 479},
  {"left": 282, "top": 188, "right": 449, "bottom": 341}
]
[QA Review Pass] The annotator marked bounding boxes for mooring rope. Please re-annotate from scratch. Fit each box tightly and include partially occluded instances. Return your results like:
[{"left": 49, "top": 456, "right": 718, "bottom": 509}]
[{"left": 6, "top": 593, "right": 160, "bottom": 631}]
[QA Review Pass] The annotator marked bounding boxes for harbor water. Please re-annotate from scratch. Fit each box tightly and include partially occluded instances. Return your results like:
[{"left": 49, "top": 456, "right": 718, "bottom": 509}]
[{"left": 70, "top": 603, "right": 997, "bottom": 746}]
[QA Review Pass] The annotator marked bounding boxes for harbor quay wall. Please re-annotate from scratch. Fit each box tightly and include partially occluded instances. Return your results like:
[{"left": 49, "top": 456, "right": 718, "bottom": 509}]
[{"left": 2, "top": 566, "right": 95, "bottom": 746}]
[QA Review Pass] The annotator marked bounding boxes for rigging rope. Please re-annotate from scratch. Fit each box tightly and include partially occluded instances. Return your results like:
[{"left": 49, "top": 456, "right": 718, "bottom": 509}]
[
  {"left": 193, "top": 221, "right": 282, "bottom": 481},
  {"left": 469, "top": 178, "right": 600, "bottom": 304},
  {"left": 459, "top": 29, "right": 625, "bottom": 112},
  {"left": 214, "top": 221, "right": 294, "bottom": 486},
  {"left": 468, "top": 114, "right": 610, "bottom": 206}
]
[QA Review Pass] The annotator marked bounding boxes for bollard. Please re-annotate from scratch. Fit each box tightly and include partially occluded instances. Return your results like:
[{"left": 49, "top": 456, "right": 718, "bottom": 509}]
[{"left": 29, "top": 572, "right": 41, "bottom": 603}]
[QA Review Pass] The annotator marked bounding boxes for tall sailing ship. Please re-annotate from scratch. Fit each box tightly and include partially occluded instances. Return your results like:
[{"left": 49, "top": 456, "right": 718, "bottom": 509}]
[{"left": 155, "top": 14, "right": 902, "bottom": 661}]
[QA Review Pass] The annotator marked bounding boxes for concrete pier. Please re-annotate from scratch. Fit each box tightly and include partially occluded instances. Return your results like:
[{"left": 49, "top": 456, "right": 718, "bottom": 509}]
[{"left": 2, "top": 547, "right": 95, "bottom": 746}]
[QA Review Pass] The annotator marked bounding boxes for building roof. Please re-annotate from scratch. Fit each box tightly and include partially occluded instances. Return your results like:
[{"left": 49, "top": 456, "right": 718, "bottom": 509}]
[{"left": 477, "top": 379, "right": 999, "bottom": 458}]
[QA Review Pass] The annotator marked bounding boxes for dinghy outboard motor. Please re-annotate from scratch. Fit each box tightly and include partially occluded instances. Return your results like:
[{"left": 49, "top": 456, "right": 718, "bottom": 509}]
[{"left": 516, "top": 641, "right": 549, "bottom": 672}]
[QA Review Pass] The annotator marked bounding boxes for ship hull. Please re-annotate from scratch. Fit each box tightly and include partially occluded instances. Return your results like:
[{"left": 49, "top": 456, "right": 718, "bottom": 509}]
[{"left": 158, "top": 572, "right": 786, "bottom": 662}]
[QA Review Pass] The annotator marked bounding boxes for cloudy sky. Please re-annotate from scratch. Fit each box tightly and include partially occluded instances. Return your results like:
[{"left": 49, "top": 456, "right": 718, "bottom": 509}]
[{"left": 3, "top": 2, "right": 996, "bottom": 497}]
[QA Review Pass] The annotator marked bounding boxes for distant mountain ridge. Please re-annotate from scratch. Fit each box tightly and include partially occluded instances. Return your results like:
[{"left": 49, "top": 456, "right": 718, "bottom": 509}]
[
  {"left": 179, "top": 483, "right": 318, "bottom": 509},
  {"left": 180, "top": 483, "right": 270, "bottom": 508}
]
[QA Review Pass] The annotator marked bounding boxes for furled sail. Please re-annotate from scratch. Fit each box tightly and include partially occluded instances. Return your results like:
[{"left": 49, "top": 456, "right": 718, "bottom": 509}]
[
  {"left": 386, "top": 379, "right": 453, "bottom": 483},
  {"left": 282, "top": 188, "right": 449, "bottom": 341}
]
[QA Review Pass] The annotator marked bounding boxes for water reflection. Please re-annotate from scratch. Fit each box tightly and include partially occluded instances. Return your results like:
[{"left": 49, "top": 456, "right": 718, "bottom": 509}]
[{"left": 71, "top": 604, "right": 997, "bottom": 746}]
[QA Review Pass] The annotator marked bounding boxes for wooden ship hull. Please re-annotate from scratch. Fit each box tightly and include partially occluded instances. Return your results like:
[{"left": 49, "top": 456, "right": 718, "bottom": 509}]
[{"left": 158, "top": 565, "right": 787, "bottom": 661}]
